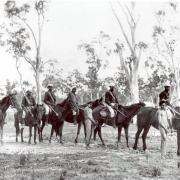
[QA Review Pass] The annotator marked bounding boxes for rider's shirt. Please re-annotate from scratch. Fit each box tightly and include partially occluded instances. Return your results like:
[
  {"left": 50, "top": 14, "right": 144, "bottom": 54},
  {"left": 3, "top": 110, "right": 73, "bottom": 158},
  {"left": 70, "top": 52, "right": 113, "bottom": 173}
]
[
  {"left": 105, "top": 90, "right": 118, "bottom": 105},
  {"left": 21, "top": 95, "right": 36, "bottom": 108},
  {"left": 44, "top": 90, "right": 56, "bottom": 106},
  {"left": 159, "top": 90, "right": 170, "bottom": 105}
]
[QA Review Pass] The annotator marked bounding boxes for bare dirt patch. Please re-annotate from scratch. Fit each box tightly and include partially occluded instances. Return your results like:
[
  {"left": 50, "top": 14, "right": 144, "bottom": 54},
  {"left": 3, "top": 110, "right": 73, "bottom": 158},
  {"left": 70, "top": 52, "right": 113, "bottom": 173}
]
[{"left": 0, "top": 121, "right": 180, "bottom": 179}]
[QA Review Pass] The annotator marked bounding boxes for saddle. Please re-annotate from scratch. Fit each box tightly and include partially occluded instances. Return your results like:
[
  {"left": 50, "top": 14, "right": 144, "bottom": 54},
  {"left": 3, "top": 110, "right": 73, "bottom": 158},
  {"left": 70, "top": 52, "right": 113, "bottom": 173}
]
[{"left": 99, "top": 106, "right": 117, "bottom": 120}]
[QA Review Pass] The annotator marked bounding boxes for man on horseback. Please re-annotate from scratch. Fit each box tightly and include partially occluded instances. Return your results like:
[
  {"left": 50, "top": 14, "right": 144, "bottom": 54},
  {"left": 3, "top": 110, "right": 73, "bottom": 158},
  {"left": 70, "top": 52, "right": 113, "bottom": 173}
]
[
  {"left": 43, "top": 84, "right": 56, "bottom": 124},
  {"left": 105, "top": 85, "right": 119, "bottom": 128},
  {"left": 21, "top": 90, "right": 36, "bottom": 125},
  {"left": 159, "top": 83, "right": 171, "bottom": 106},
  {"left": 65, "top": 87, "right": 79, "bottom": 125}
]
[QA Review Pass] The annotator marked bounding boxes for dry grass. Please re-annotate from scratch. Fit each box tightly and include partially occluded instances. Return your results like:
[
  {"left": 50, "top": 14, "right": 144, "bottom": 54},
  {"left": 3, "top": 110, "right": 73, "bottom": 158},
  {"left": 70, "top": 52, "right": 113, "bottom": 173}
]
[{"left": 0, "top": 119, "right": 180, "bottom": 179}]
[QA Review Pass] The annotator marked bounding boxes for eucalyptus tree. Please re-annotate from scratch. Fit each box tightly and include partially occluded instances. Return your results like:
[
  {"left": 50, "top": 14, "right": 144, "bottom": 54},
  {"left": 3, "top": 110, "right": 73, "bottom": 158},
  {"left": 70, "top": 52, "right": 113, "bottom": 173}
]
[
  {"left": 2, "top": 0, "right": 48, "bottom": 103},
  {"left": 110, "top": 2, "right": 147, "bottom": 103}
]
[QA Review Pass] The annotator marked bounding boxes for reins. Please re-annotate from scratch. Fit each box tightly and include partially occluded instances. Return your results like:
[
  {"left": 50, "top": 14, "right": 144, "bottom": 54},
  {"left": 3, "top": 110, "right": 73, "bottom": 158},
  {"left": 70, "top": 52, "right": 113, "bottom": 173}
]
[{"left": 168, "top": 106, "right": 180, "bottom": 119}]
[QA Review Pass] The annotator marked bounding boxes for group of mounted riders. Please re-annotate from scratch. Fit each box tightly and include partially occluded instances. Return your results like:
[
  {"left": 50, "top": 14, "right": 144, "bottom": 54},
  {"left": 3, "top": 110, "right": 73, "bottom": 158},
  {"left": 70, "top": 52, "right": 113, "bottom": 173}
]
[
  {"left": 1, "top": 79, "right": 179, "bottom": 157},
  {"left": 11, "top": 80, "right": 172, "bottom": 133}
]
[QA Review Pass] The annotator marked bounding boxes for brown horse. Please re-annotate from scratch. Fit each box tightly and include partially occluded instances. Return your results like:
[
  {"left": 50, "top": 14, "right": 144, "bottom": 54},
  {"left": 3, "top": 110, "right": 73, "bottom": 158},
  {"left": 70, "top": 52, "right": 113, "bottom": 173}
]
[
  {"left": 14, "top": 104, "right": 45, "bottom": 144},
  {"left": 92, "top": 101, "right": 145, "bottom": 147},
  {"left": 0, "top": 93, "right": 20, "bottom": 144},
  {"left": 133, "top": 106, "right": 180, "bottom": 156},
  {"left": 40, "top": 103, "right": 93, "bottom": 147}
]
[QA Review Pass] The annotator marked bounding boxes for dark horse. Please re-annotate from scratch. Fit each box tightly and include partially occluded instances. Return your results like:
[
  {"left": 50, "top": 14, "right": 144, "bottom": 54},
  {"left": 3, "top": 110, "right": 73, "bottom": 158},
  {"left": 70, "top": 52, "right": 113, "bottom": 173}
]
[
  {"left": 91, "top": 100, "right": 145, "bottom": 147},
  {"left": 14, "top": 104, "right": 45, "bottom": 144},
  {"left": 133, "top": 106, "right": 180, "bottom": 156},
  {"left": 0, "top": 93, "right": 20, "bottom": 144},
  {"left": 40, "top": 102, "right": 94, "bottom": 147}
]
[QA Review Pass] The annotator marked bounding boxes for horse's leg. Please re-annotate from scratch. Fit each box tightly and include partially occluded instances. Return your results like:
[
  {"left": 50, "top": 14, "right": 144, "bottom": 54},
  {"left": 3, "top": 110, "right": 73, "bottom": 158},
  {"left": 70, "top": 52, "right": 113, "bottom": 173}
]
[
  {"left": 38, "top": 124, "right": 41, "bottom": 143},
  {"left": 93, "top": 126, "right": 98, "bottom": 141},
  {"left": 40, "top": 117, "right": 46, "bottom": 142},
  {"left": 49, "top": 126, "right": 54, "bottom": 143},
  {"left": 83, "top": 121, "right": 87, "bottom": 140},
  {"left": 75, "top": 122, "right": 82, "bottom": 144},
  {"left": 15, "top": 124, "right": 19, "bottom": 142},
  {"left": 133, "top": 126, "right": 143, "bottom": 150},
  {"left": 97, "top": 126, "right": 105, "bottom": 146},
  {"left": 124, "top": 124, "right": 130, "bottom": 148},
  {"left": 21, "top": 127, "right": 24, "bottom": 143},
  {"left": 14, "top": 114, "right": 19, "bottom": 142},
  {"left": 142, "top": 125, "right": 151, "bottom": 151},
  {"left": 58, "top": 122, "right": 64, "bottom": 144},
  {"left": 28, "top": 126, "right": 32, "bottom": 144},
  {"left": 117, "top": 126, "right": 122, "bottom": 147},
  {"left": 177, "top": 130, "right": 180, "bottom": 156},
  {"left": 0, "top": 125, "right": 3, "bottom": 145},
  {"left": 34, "top": 126, "right": 37, "bottom": 144}
]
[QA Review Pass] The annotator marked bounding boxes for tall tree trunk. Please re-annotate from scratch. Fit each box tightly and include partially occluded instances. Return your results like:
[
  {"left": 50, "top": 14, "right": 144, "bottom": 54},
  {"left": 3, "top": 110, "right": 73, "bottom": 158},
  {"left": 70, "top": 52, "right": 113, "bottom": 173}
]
[
  {"left": 129, "top": 72, "right": 139, "bottom": 103},
  {"left": 35, "top": 69, "right": 41, "bottom": 104},
  {"left": 174, "top": 70, "right": 180, "bottom": 106}
]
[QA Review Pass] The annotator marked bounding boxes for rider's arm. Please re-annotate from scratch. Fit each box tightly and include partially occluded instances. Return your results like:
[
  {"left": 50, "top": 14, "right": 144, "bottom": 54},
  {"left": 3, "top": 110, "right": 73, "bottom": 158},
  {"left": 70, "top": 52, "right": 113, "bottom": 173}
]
[
  {"left": 21, "top": 97, "right": 26, "bottom": 109},
  {"left": 105, "top": 92, "right": 111, "bottom": 105},
  {"left": 44, "top": 92, "right": 52, "bottom": 105}
]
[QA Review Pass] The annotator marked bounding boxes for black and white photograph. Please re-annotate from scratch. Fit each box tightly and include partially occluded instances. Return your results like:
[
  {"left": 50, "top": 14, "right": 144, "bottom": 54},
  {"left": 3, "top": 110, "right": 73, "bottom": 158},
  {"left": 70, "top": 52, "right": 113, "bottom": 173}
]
[{"left": 0, "top": 0, "right": 180, "bottom": 179}]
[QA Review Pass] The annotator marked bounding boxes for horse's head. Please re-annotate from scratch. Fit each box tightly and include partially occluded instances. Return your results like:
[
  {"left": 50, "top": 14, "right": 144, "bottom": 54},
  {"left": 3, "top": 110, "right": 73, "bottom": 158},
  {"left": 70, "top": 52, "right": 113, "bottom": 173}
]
[
  {"left": 117, "top": 102, "right": 146, "bottom": 121},
  {"left": 35, "top": 104, "right": 45, "bottom": 120},
  {"left": 7, "top": 93, "right": 21, "bottom": 110},
  {"left": 90, "top": 98, "right": 103, "bottom": 109},
  {"left": 139, "top": 102, "right": 146, "bottom": 107}
]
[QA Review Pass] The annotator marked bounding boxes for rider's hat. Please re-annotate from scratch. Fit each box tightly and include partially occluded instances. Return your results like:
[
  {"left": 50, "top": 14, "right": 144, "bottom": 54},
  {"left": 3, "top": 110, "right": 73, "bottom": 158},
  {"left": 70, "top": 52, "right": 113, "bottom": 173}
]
[
  {"left": 164, "top": 81, "right": 171, "bottom": 87},
  {"left": 109, "top": 84, "right": 115, "bottom": 88},
  {"left": 47, "top": 84, "right": 53, "bottom": 88},
  {"left": 72, "top": 87, "right": 77, "bottom": 91},
  {"left": 26, "top": 90, "right": 32, "bottom": 94}
]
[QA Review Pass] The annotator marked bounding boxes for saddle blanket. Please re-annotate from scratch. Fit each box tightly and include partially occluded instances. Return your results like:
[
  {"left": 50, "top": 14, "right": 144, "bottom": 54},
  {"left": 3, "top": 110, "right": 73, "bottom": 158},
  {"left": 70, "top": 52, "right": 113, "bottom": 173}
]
[
  {"left": 102, "top": 103, "right": 115, "bottom": 118},
  {"left": 43, "top": 103, "right": 52, "bottom": 115}
]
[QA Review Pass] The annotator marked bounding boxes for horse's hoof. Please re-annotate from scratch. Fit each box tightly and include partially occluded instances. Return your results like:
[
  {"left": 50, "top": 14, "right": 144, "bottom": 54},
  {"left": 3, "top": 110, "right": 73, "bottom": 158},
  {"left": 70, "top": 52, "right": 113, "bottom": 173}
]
[
  {"left": 28, "top": 141, "right": 31, "bottom": 144},
  {"left": 49, "top": 140, "right": 51, "bottom": 144},
  {"left": 34, "top": 141, "right": 37, "bottom": 144},
  {"left": 74, "top": 139, "right": 78, "bottom": 144},
  {"left": 16, "top": 138, "right": 18, "bottom": 142},
  {"left": 133, "top": 146, "right": 137, "bottom": 150},
  {"left": 102, "top": 144, "right": 106, "bottom": 148},
  {"left": 86, "top": 145, "right": 90, "bottom": 150},
  {"left": 59, "top": 141, "right": 64, "bottom": 145}
]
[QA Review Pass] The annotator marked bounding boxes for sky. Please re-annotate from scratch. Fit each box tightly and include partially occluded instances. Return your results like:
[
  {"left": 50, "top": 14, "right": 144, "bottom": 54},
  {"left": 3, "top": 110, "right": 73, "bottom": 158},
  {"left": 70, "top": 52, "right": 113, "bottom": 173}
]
[{"left": 0, "top": 0, "right": 174, "bottom": 88}]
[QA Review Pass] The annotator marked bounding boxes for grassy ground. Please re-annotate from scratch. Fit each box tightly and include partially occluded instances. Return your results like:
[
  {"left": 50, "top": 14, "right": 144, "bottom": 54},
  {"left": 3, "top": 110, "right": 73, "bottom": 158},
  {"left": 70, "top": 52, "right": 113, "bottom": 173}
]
[{"left": 0, "top": 118, "right": 180, "bottom": 180}]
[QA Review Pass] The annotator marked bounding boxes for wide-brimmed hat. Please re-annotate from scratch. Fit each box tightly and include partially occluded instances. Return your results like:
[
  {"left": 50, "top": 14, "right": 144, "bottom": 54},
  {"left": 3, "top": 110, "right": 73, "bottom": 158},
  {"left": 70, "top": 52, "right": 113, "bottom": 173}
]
[
  {"left": 72, "top": 87, "right": 77, "bottom": 91},
  {"left": 26, "top": 90, "right": 32, "bottom": 94},
  {"left": 47, "top": 84, "right": 53, "bottom": 88},
  {"left": 164, "top": 82, "right": 171, "bottom": 87}
]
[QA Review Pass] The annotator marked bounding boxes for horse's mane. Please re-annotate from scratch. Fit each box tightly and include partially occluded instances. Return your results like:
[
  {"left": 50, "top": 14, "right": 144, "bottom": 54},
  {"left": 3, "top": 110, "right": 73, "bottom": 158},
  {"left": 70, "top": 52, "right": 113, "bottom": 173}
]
[
  {"left": 0, "top": 95, "right": 9, "bottom": 106},
  {"left": 119, "top": 102, "right": 145, "bottom": 110}
]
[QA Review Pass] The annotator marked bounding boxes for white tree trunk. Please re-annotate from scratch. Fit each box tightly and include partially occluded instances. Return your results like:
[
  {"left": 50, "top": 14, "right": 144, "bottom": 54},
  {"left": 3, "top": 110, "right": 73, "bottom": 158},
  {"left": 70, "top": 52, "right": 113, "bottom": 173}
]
[{"left": 35, "top": 70, "right": 42, "bottom": 104}]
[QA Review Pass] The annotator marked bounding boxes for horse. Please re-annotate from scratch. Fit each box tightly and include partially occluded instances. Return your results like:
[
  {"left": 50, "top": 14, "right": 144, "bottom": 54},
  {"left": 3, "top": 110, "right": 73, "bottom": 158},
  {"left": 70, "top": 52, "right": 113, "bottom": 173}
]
[
  {"left": 57, "top": 103, "right": 95, "bottom": 147},
  {"left": 0, "top": 93, "right": 20, "bottom": 144},
  {"left": 40, "top": 102, "right": 94, "bottom": 147},
  {"left": 133, "top": 106, "right": 180, "bottom": 157},
  {"left": 91, "top": 100, "right": 145, "bottom": 147},
  {"left": 39, "top": 104, "right": 62, "bottom": 142},
  {"left": 14, "top": 104, "right": 45, "bottom": 144}
]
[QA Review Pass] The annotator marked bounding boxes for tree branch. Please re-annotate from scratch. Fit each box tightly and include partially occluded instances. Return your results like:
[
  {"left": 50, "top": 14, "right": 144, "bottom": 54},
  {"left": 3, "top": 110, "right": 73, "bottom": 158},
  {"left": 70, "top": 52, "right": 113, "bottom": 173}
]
[
  {"left": 110, "top": 2, "right": 134, "bottom": 54},
  {"left": 118, "top": 48, "right": 130, "bottom": 79},
  {"left": 21, "top": 54, "right": 36, "bottom": 72},
  {"left": 15, "top": 15, "right": 38, "bottom": 50}
]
